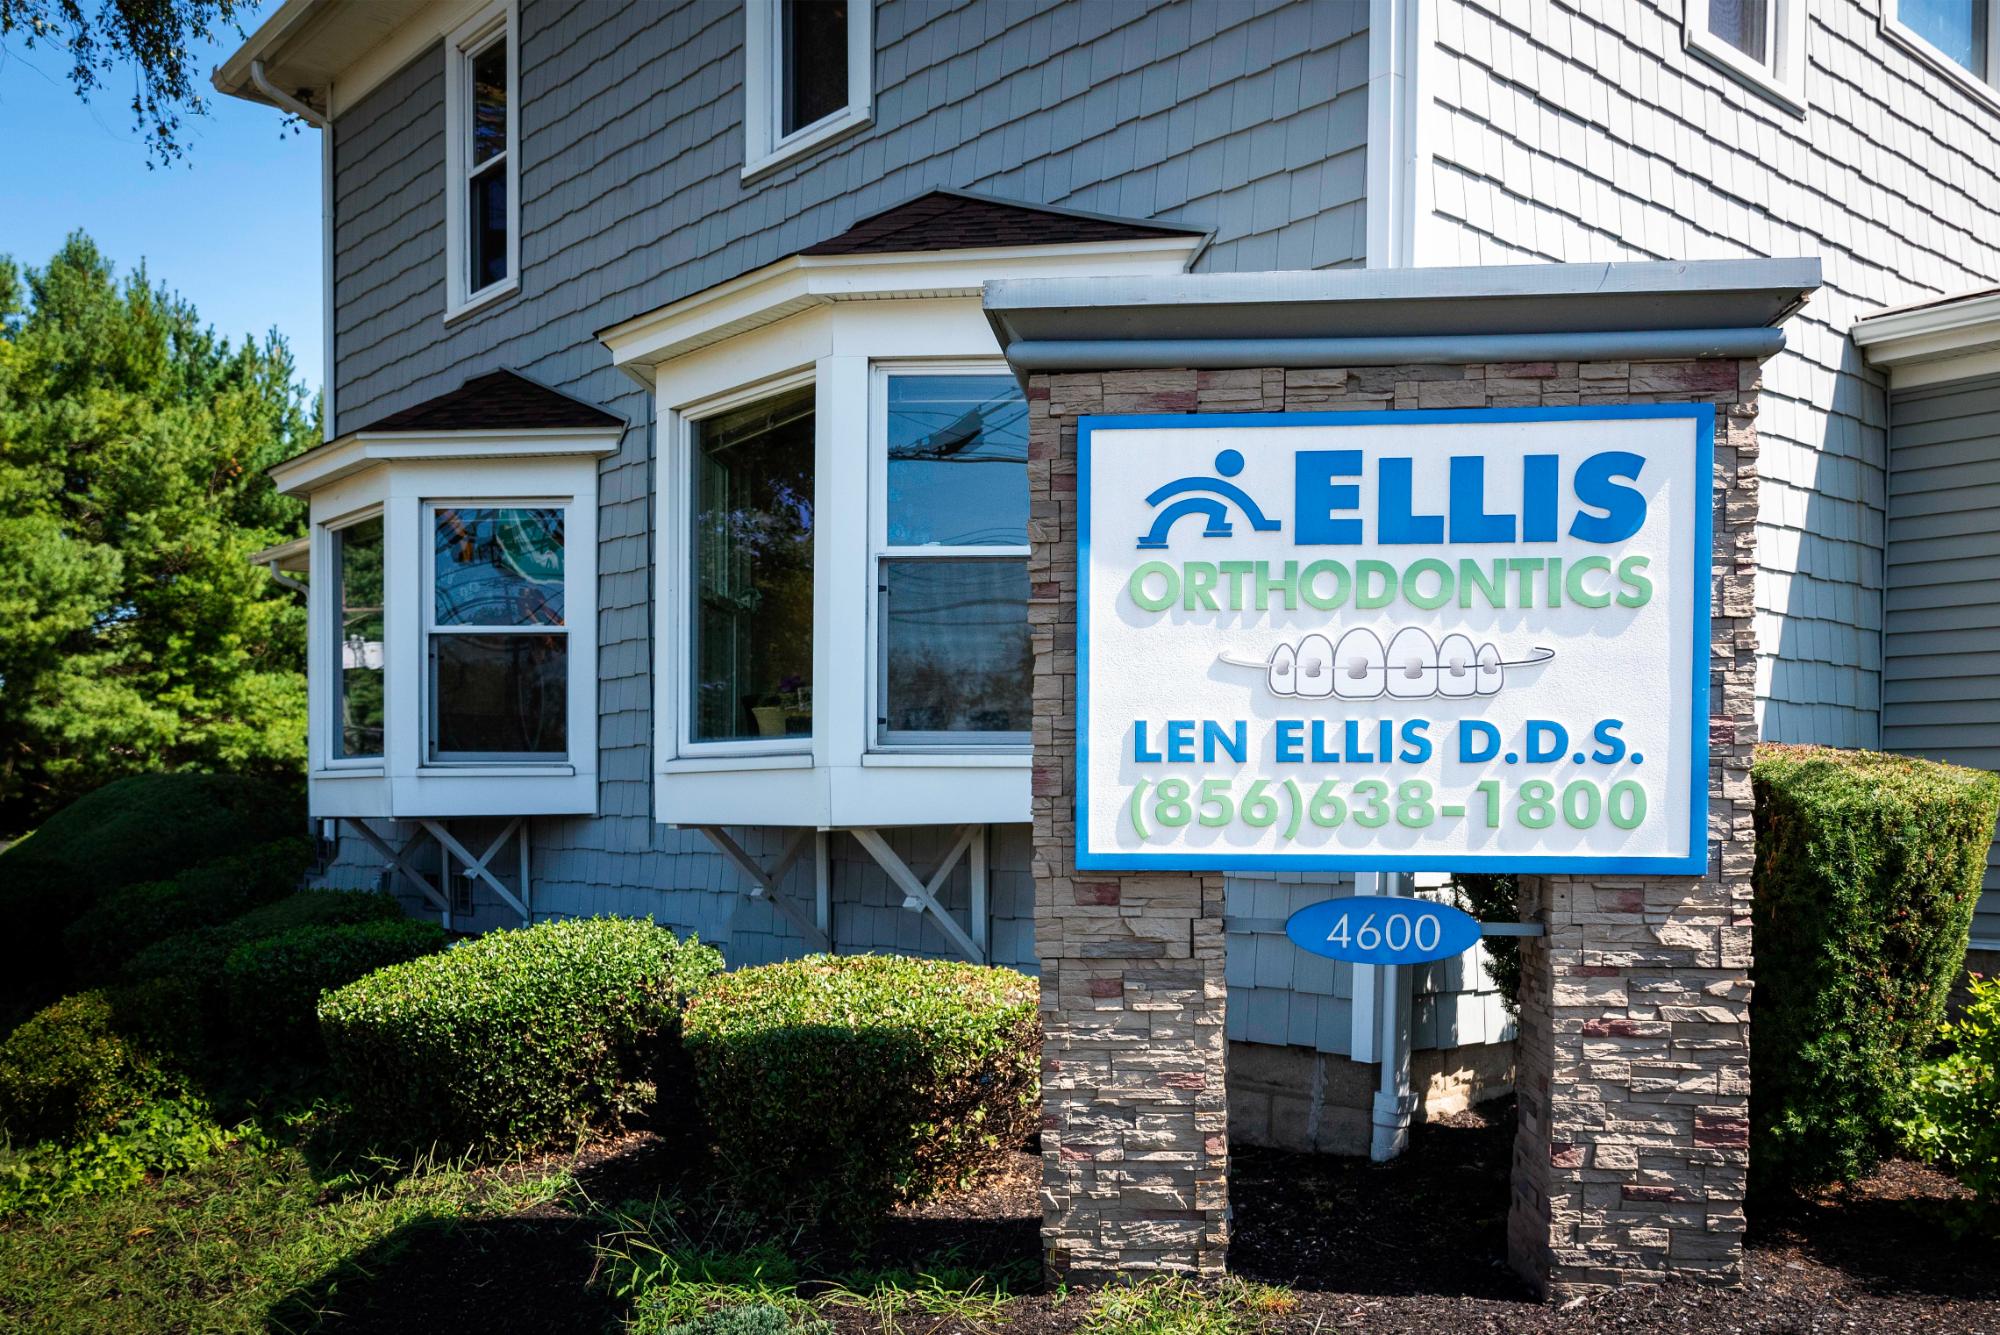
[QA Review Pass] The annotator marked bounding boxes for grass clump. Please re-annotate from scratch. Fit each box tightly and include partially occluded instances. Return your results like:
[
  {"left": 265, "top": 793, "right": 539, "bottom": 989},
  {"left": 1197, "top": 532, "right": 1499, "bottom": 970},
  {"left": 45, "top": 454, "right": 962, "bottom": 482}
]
[
  {"left": 319, "top": 917, "right": 723, "bottom": 1156},
  {"left": 1751, "top": 743, "right": 2000, "bottom": 1196},
  {"left": 682, "top": 954, "right": 1039, "bottom": 1229},
  {"left": 1080, "top": 1277, "right": 1298, "bottom": 1335}
]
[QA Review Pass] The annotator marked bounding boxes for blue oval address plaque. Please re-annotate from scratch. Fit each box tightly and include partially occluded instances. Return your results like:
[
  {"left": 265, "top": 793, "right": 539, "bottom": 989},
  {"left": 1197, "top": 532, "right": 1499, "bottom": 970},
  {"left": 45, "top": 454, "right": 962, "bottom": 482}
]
[{"left": 1285, "top": 896, "right": 1484, "bottom": 966}]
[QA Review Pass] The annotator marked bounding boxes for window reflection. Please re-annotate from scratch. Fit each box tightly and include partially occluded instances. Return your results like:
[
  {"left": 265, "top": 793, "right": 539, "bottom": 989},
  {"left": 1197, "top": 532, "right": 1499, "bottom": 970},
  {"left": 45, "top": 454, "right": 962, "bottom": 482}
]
[
  {"left": 880, "top": 559, "right": 1031, "bottom": 738},
  {"left": 334, "top": 517, "right": 385, "bottom": 760},
  {"left": 692, "top": 384, "right": 815, "bottom": 742}
]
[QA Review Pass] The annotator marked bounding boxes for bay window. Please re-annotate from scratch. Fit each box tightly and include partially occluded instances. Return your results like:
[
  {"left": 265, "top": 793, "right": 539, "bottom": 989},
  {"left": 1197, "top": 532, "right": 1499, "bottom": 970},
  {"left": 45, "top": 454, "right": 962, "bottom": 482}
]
[
  {"left": 427, "top": 505, "right": 568, "bottom": 760},
  {"left": 874, "top": 371, "right": 1030, "bottom": 747}
]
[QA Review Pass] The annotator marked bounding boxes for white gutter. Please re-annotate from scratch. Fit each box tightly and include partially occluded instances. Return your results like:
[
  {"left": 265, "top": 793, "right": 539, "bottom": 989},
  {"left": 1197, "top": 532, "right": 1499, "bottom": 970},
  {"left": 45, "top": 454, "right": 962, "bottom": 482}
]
[{"left": 250, "top": 60, "right": 336, "bottom": 443}]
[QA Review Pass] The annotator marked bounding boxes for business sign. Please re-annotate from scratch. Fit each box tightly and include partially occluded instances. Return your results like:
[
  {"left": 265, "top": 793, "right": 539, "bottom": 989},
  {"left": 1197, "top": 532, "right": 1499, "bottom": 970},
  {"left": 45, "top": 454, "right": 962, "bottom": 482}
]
[{"left": 1076, "top": 405, "right": 1710, "bottom": 875}]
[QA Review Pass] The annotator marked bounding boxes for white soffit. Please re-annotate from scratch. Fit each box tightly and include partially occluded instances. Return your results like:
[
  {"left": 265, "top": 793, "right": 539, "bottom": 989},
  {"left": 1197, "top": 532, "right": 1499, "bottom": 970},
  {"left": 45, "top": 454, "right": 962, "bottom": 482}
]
[
  {"left": 594, "top": 238, "right": 1205, "bottom": 384},
  {"left": 1853, "top": 288, "right": 2000, "bottom": 389}
]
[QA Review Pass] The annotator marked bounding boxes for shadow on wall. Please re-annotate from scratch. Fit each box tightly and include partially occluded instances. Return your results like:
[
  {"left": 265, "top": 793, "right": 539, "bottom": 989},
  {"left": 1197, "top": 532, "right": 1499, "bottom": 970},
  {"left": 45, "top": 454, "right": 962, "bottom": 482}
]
[{"left": 1759, "top": 337, "right": 1885, "bottom": 749}]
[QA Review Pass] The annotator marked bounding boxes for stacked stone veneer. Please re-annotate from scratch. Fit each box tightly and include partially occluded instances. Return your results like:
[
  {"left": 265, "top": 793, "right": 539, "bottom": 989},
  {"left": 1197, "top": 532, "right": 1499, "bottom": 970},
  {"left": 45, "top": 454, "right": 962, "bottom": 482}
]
[{"left": 1029, "top": 360, "right": 1757, "bottom": 1293}]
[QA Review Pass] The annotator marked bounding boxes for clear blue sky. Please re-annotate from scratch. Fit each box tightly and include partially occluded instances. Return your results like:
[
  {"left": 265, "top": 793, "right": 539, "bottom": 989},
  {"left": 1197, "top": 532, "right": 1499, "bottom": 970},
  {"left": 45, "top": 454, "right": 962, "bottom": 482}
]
[{"left": 0, "top": 6, "right": 324, "bottom": 399}]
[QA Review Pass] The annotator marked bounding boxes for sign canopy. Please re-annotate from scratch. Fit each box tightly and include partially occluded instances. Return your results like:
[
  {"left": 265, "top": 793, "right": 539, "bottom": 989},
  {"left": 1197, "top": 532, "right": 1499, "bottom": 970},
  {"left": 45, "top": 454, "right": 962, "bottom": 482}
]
[{"left": 1077, "top": 405, "right": 1710, "bottom": 875}]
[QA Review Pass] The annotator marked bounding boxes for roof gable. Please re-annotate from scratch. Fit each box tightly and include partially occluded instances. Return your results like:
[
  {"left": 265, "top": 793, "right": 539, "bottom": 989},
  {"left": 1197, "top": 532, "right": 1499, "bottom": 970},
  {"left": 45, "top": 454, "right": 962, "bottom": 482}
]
[{"left": 798, "top": 188, "right": 1207, "bottom": 257}]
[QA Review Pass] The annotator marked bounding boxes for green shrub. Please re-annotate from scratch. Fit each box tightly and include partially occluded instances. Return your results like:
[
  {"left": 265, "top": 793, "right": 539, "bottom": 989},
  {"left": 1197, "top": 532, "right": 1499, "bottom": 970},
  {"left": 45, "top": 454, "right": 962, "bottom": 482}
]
[
  {"left": 0, "top": 774, "right": 305, "bottom": 1005},
  {"left": 682, "top": 954, "right": 1040, "bottom": 1227},
  {"left": 0, "top": 993, "right": 166, "bottom": 1144},
  {"left": 115, "top": 890, "right": 409, "bottom": 1063},
  {"left": 319, "top": 917, "right": 723, "bottom": 1155},
  {"left": 1901, "top": 972, "right": 2000, "bottom": 1208},
  {"left": 1751, "top": 743, "right": 2000, "bottom": 1196},
  {"left": 224, "top": 919, "right": 448, "bottom": 1051},
  {"left": 0, "top": 1095, "right": 231, "bottom": 1214},
  {"left": 63, "top": 836, "right": 314, "bottom": 980}
]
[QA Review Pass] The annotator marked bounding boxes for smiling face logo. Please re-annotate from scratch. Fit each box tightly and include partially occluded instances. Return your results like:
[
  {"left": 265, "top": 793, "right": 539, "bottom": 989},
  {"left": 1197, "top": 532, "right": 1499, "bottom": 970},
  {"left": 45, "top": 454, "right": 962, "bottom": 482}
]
[
  {"left": 1137, "top": 449, "right": 1282, "bottom": 548},
  {"left": 1218, "top": 629, "right": 1555, "bottom": 701}
]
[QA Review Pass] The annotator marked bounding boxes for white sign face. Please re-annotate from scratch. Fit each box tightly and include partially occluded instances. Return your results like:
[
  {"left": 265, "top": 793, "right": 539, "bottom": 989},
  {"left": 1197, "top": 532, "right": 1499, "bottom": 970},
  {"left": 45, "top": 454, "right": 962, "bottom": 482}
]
[{"left": 1077, "top": 406, "right": 1711, "bottom": 875}]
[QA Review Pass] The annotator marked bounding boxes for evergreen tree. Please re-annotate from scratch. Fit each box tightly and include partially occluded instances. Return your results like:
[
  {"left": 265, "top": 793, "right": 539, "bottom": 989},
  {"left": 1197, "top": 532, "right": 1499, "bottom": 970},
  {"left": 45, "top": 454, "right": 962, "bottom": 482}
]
[{"left": 0, "top": 233, "right": 314, "bottom": 831}]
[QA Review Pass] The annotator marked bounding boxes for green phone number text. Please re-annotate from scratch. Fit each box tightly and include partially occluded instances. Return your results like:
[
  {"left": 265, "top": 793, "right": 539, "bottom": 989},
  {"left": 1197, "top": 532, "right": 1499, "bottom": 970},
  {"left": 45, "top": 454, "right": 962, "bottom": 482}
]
[{"left": 1126, "top": 776, "right": 1648, "bottom": 842}]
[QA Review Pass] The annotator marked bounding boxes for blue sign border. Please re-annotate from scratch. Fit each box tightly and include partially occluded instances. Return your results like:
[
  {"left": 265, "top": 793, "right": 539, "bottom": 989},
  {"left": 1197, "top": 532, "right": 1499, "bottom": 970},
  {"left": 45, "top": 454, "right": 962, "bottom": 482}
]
[{"left": 1074, "top": 403, "right": 1714, "bottom": 876}]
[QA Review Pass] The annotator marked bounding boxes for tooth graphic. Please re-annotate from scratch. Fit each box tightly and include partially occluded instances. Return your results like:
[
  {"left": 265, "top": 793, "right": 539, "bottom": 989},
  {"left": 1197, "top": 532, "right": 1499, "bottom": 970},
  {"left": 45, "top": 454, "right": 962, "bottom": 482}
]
[
  {"left": 1269, "top": 643, "right": 1297, "bottom": 697},
  {"left": 1476, "top": 641, "right": 1504, "bottom": 696},
  {"left": 1437, "top": 632, "right": 1478, "bottom": 699},
  {"left": 1386, "top": 627, "right": 1438, "bottom": 699},
  {"left": 1332, "top": 628, "right": 1386, "bottom": 700},
  {"left": 1296, "top": 633, "right": 1335, "bottom": 698}
]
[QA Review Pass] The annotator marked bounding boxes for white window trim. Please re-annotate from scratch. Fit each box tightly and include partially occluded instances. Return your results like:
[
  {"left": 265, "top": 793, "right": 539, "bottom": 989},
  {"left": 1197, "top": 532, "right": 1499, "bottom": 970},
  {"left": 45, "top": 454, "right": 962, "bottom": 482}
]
[
  {"left": 741, "top": 0, "right": 874, "bottom": 181},
  {"left": 670, "top": 366, "right": 821, "bottom": 762},
  {"left": 443, "top": 0, "right": 521, "bottom": 320},
  {"left": 324, "top": 504, "right": 387, "bottom": 774},
  {"left": 867, "top": 358, "right": 1032, "bottom": 755},
  {"left": 1683, "top": 0, "right": 1808, "bottom": 114},
  {"left": 1883, "top": 0, "right": 2000, "bottom": 110},
  {"left": 420, "top": 498, "right": 574, "bottom": 767}
]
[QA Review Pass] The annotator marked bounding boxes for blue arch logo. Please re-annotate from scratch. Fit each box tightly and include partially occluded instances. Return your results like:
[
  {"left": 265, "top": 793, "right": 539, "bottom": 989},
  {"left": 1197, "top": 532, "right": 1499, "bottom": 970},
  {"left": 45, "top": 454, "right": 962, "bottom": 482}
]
[{"left": 1136, "top": 449, "right": 1282, "bottom": 549}]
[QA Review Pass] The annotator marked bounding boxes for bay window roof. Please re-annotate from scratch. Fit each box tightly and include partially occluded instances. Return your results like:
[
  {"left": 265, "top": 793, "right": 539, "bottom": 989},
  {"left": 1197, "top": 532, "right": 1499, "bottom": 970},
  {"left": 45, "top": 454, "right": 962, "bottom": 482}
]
[{"left": 271, "top": 369, "right": 626, "bottom": 496}]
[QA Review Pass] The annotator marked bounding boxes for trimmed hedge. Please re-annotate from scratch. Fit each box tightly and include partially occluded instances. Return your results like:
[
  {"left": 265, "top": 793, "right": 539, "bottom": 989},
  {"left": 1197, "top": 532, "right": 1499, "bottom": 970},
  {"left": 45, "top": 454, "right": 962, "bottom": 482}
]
[
  {"left": 223, "top": 919, "right": 448, "bottom": 1050},
  {"left": 1751, "top": 743, "right": 2000, "bottom": 1196},
  {"left": 682, "top": 954, "right": 1040, "bottom": 1226},
  {"left": 63, "top": 837, "right": 315, "bottom": 981},
  {"left": 0, "top": 992, "right": 166, "bottom": 1144},
  {"left": 318, "top": 917, "right": 723, "bottom": 1154},
  {"left": 0, "top": 774, "right": 305, "bottom": 1004}
]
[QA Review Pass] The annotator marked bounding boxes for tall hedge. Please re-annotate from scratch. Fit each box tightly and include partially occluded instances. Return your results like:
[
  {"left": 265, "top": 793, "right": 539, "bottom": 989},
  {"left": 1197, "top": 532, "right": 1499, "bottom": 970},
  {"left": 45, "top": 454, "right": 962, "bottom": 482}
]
[
  {"left": 1752, "top": 743, "right": 2000, "bottom": 1195},
  {"left": 0, "top": 773, "right": 305, "bottom": 1006},
  {"left": 683, "top": 954, "right": 1040, "bottom": 1227},
  {"left": 62, "top": 837, "right": 315, "bottom": 981}
]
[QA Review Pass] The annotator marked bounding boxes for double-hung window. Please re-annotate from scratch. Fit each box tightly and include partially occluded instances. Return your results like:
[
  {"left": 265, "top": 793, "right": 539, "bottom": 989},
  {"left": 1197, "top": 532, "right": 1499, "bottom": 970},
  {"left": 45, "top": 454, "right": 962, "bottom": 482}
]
[
  {"left": 1887, "top": 0, "right": 2000, "bottom": 100},
  {"left": 426, "top": 504, "right": 568, "bottom": 761},
  {"left": 331, "top": 512, "right": 385, "bottom": 761},
  {"left": 742, "top": 0, "right": 874, "bottom": 178},
  {"left": 1684, "top": 0, "right": 1806, "bottom": 109},
  {"left": 872, "top": 368, "right": 1031, "bottom": 749},
  {"left": 445, "top": 0, "right": 519, "bottom": 317}
]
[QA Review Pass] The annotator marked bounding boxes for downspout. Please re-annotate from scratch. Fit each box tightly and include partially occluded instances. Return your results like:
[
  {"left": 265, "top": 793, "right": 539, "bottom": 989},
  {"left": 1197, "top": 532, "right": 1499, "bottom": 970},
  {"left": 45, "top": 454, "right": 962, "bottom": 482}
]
[
  {"left": 250, "top": 60, "right": 335, "bottom": 442},
  {"left": 1369, "top": 871, "right": 1417, "bottom": 1162},
  {"left": 263, "top": 560, "right": 308, "bottom": 596}
]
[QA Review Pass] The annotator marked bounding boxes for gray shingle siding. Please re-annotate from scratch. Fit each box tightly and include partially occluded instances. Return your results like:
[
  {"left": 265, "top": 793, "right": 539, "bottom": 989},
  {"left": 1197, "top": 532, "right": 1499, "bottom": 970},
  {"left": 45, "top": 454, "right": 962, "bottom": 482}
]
[
  {"left": 1883, "top": 372, "right": 2000, "bottom": 946},
  {"left": 322, "top": 0, "right": 1376, "bottom": 979},
  {"left": 1415, "top": 0, "right": 2000, "bottom": 750}
]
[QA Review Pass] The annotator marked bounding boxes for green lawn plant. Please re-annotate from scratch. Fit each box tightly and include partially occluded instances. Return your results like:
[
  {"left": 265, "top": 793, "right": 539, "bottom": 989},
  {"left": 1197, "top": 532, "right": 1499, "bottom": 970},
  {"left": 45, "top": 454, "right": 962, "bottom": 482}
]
[
  {"left": 1902, "top": 972, "right": 2000, "bottom": 1213},
  {"left": 319, "top": 917, "right": 723, "bottom": 1155},
  {"left": 1751, "top": 743, "right": 2000, "bottom": 1196},
  {"left": 681, "top": 954, "right": 1039, "bottom": 1229}
]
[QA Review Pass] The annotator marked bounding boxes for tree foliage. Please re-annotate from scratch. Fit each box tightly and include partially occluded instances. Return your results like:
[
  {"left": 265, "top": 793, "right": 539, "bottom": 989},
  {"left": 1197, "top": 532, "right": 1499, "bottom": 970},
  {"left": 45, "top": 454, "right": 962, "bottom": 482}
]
[
  {"left": 0, "top": 233, "right": 314, "bottom": 832},
  {"left": 1, "top": 0, "right": 246, "bottom": 165}
]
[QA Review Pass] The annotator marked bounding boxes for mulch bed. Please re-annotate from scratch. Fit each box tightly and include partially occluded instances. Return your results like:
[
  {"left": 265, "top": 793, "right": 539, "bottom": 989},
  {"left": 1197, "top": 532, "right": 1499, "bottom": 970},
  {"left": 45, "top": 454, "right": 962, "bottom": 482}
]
[{"left": 292, "top": 1100, "right": 2000, "bottom": 1334}]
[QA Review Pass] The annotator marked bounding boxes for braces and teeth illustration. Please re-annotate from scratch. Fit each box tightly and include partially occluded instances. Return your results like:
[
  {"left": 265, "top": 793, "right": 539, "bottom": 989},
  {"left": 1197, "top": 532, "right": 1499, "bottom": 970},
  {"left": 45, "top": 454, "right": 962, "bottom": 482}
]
[{"left": 1217, "top": 628, "right": 1555, "bottom": 701}]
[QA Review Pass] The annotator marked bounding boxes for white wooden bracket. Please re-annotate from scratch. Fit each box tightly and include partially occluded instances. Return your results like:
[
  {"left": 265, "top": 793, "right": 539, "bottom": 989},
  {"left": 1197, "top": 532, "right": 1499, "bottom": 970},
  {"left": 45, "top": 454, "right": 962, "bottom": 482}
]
[
  {"left": 419, "top": 817, "right": 531, "bottom": 927},
  {"left": 343, "top": 818, "right": 451, "bottom": 925},
  {"left": 849, "top": 824, "right": 988, "bottom": 965},
  {"left": 695, "top": 825, "right": 830, "bottom": 953}
]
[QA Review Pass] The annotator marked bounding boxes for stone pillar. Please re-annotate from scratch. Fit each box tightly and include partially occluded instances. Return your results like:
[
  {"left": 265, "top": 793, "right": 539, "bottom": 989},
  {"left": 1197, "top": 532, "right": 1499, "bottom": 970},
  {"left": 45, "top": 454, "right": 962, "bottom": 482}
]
[
  {"left": 1507, "top": 362, "right": 1759, "bottom": 1297},
  {"left": 1031, "top": 369, "right": 1231, "bottom": 1278},
  {"left": 1030, "top": 360, "right": 1756, "bottom": 1290}
]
